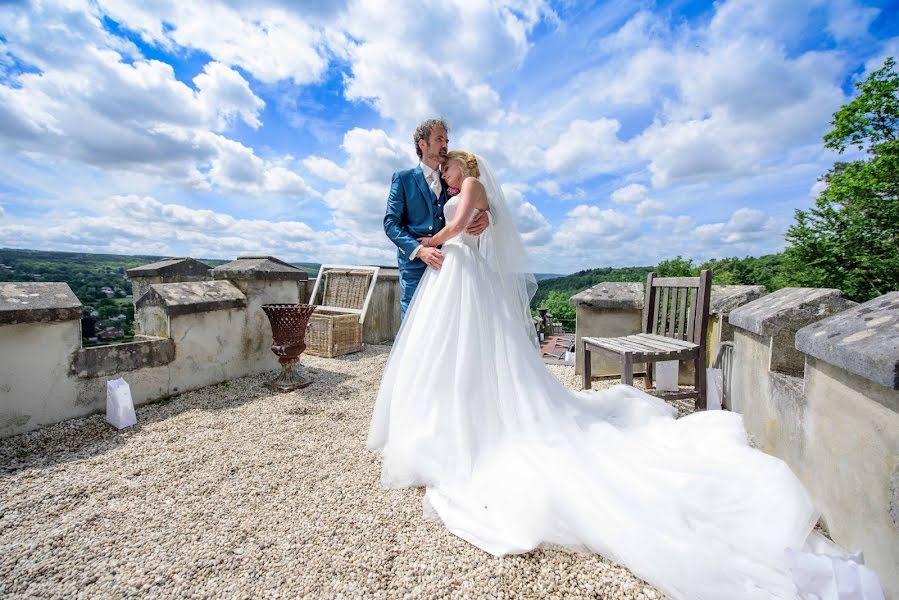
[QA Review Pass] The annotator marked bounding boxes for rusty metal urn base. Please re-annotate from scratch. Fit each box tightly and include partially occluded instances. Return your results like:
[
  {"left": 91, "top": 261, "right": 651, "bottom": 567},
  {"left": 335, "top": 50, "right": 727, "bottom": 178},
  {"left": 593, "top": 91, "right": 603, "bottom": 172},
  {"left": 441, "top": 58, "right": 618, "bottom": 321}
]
[
  {"left": 265, "top": 358, "right": 311, "bottom": 391},
  {"left": 262, "top": 304, "right": 317, "bottom": 392}
]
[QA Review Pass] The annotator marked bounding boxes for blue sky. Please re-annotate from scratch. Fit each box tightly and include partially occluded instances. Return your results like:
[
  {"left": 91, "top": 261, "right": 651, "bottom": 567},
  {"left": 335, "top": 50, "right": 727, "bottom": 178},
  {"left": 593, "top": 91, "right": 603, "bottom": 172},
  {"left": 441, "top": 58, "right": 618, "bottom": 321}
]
[{"left": 0, "top": 0, "right": 896, "bottom": 274}]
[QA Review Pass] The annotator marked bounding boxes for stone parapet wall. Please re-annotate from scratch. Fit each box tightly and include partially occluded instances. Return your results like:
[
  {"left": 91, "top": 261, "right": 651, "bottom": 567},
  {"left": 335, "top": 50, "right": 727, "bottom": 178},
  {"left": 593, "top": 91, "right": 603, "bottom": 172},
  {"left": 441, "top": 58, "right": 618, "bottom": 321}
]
[
  {"left": 729, "top": 287, "right": 855, "bottom": 376},
  {"left": 1, "top": 258, "right": 404, "bottom": 440},
  {"left": 728, "top": 289, "right": 898, "bottom": 598},
  {"left": 0, "top": 279, "right": 265, "bottom": 438},
  {"left": 0, "top": 317, "right": 83, "bottom": 437},
  {"left": 72, "top": 337, "right": 176, "bottom": 378},
  {"left": 707, "top": 285, "right": 767, "bottom": 366},
  {"left": 363, "top": 267, "right": 400, "bottom": 345}
]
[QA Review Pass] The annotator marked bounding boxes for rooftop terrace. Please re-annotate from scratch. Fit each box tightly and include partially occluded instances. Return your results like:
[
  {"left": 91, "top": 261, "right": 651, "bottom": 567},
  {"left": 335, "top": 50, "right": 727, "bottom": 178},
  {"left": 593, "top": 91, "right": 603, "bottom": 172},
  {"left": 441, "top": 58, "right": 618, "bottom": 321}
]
[
  {"left": 0, "top": 346, "right": 676, "bottom": 599},
  {"left": 1, "top": 265, "right": 897, "bottom": 598}
]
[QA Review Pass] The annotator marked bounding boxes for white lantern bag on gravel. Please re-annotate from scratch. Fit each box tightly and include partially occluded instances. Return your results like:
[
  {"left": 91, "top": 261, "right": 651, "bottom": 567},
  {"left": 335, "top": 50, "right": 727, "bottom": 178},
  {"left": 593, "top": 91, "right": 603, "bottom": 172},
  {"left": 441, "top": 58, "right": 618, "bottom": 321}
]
[{"left": 106, "top": 377, "right": 137, "bottom": 429}]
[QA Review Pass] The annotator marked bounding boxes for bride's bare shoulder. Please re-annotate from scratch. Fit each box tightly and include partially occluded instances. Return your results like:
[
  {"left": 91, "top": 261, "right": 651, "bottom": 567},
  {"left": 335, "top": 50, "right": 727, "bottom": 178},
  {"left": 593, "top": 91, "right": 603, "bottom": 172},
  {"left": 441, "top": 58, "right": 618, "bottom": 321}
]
[
  {"left": 461, "top": 176, "right": 488, "bottom": 207},
  {"left": 461, "top": 176, "right": 484, "bottom": 190}
]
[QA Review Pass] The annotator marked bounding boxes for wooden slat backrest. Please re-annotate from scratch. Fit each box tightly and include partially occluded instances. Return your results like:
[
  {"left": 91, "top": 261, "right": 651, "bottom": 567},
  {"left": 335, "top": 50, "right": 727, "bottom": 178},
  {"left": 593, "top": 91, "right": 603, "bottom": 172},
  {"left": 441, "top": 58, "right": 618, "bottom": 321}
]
[
  {"left": 677, "top": 288, "right": 689, "bottom": 340},
  {"left": 659, "top": 286, "right": 669, "bottom": 336},
  {"left": 688, "top": 287, "right": 698, "bottom": 342},
  {"left": 642, "top": 272, "right": 657, "bottom": 335},
  {"left": 641, "top": 270, "right": 713, "bottom": 346},
  {"left": 692, "top": 270, "right": 712, "bottom": 348},
  {"left": 668, "top": 288, "right": 678, "bottom": 337}
]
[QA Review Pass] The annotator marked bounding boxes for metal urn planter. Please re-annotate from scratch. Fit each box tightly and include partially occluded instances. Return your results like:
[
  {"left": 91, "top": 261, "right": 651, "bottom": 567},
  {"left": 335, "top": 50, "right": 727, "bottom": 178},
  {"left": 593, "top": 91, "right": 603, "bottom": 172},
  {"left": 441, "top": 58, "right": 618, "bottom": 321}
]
[{"left": 262, "top": 303, "right": 317, "bottom": 391}]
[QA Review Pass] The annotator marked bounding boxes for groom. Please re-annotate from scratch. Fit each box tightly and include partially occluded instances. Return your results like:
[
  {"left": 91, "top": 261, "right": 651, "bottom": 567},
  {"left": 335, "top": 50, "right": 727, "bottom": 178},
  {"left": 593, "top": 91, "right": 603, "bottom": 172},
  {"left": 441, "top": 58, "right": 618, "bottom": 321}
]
[{"left": 384, "top": 118, "right": 489, "bottom": 318}]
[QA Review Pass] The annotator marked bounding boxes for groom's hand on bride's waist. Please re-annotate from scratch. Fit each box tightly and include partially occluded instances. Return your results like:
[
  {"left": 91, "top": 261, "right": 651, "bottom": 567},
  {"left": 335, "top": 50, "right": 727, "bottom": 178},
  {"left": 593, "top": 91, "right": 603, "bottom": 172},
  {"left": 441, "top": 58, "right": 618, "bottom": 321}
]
[
  {"left": 466, "top": 210, "right": 489, "bottom": 236},
  {"left": 417, "top": 246, "right": 444, "bottom": 270}
]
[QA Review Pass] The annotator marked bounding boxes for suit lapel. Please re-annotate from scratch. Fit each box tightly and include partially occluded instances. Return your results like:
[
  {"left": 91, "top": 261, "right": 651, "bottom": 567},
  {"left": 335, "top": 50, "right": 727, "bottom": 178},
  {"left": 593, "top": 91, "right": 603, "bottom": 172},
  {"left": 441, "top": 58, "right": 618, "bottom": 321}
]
[{"left": 413, "top": 165, "right": 436, "bottom": 221}]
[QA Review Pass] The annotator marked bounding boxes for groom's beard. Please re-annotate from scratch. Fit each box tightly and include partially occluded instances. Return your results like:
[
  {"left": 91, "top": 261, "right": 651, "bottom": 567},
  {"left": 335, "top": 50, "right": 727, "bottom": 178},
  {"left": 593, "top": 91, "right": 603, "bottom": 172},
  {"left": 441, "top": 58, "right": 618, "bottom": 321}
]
[{"left": 425, "top": 144, "right": 446, "bottom": 165}]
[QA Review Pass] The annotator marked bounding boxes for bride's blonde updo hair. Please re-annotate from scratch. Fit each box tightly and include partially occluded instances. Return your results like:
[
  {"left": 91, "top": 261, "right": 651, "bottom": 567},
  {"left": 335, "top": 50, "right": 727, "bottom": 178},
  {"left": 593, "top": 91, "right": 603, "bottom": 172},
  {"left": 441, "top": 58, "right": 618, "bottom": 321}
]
[{"left": 445, "top": 150, "right": 480, "bottom": 178}]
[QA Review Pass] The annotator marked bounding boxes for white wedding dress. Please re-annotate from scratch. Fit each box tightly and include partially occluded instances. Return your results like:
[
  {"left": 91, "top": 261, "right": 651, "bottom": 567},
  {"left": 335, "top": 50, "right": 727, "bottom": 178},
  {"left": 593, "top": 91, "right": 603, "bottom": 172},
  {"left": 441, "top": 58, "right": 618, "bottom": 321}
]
[{"left": 368, "top": 174, "right": 883, "bottom": 599}]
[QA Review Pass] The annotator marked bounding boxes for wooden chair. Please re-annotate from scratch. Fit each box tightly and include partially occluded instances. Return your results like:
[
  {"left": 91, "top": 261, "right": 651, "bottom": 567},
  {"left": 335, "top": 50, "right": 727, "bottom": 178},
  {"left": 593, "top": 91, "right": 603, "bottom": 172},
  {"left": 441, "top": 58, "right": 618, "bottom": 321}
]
[{"left": 581, "top": 270, "right": 712, "bottom": 409}]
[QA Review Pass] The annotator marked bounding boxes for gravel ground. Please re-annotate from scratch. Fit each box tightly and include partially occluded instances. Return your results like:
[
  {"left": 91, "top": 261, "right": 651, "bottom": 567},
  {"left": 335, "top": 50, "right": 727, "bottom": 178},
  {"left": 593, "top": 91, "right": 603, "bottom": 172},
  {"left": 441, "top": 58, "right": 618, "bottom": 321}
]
[{"left": 0, "top": 345, "right": 686, "bottom": 599}]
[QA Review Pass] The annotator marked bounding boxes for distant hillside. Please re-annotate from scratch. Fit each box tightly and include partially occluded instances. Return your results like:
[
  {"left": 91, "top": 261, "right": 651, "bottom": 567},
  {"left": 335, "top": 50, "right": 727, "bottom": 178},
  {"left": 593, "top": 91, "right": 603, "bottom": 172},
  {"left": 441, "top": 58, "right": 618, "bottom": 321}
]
[
  {"left": 0, "top": 248, "right": 319, "bottom": 273},
  {"left": 531, "top": 266, "right": 654, "bottom": 309},
  {"left": 530, "top": 254, "right": 792, "bottom": 311},
  {"left": 534, "top": 272, "right": 563, "bottom": 281},
  {"left": 0, "top": 248, "right": 320, "bottom": 304}
]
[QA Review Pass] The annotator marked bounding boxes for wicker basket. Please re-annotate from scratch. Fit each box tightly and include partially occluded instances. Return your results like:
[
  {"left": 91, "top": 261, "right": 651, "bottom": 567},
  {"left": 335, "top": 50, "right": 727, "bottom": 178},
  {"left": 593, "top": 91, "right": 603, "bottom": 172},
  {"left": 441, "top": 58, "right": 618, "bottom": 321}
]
[
  {"left": 305, "top": 310, "right": 362, "bottom": 358},
  {"left": 305, "top": 267, "right": 378, "bottom": 358}
]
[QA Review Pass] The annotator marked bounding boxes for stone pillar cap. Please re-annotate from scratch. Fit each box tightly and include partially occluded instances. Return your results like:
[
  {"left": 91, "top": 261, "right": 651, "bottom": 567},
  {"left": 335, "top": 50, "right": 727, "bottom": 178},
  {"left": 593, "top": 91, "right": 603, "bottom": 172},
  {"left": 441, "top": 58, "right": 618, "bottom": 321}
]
[
  {"left": 136, "top": 280, "right": 247, "bottom": 316},
  {"left": 126, "top": 257, "right": 212, "bottom": 278},
  {"left": 569, "top": 282, "right": 645, "bottom": 309},
  {"left": 709, "top": 285, "right": 767, "bottom": 316},
  {"left": 210, "top": 256, "right": 308, "bottom": 281},
  {"left": 796, "top": 291, "right": 899, "bottom": 390},
  {"left": 0, "top": 282, "right": 83, "bottom": 325},
  {"left": 729, "top": 287, "right": 854, "bottom": 337}
]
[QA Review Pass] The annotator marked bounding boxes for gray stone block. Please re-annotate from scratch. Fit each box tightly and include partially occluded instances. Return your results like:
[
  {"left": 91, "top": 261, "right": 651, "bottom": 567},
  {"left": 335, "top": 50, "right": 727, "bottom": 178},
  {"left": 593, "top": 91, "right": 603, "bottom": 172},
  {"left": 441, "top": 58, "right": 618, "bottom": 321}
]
[
  {"left": 709, "top": 285, "right": 767, "bottom": 316},
  {"left": 0, "top": 282, "right": 82, "bottom": 325},
  {"left": 795, "top": 292, "right": 899, "bottom": 390},
  {"left": 72, "top": 337, "right": 176, "bottom": 378},
  {"left": 729, "top": 287, "right": 855, "bottom": 376},
  {"left": 136, "top": 281, "right": 247, "bottom": 316},
  {"left": 211, "top": 256, "right": 308, "bottom": 281},
  {"left": 569, "top": 282, "right": 644, "bottom": 310},
  {"left": 126, "top": 257, "right": 211, "bottom": 278},
  {"left": 729, "top": 287, "right": 854, "bottom": 337}
]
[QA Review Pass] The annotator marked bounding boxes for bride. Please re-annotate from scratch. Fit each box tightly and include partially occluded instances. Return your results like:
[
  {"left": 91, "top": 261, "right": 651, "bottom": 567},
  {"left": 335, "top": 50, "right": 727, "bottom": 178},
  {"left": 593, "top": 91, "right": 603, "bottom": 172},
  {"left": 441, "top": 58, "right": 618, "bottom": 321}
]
[{"left": 367, "top": 152, "right": 881, "bottom": 600}]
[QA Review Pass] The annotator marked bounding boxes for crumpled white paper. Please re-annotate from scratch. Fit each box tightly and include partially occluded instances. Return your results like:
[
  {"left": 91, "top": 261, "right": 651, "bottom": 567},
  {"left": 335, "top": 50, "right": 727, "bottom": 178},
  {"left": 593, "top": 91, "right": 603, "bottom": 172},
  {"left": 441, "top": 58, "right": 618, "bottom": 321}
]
[{"left": 787, "top": 532, "right": 885, "bottom": 600}]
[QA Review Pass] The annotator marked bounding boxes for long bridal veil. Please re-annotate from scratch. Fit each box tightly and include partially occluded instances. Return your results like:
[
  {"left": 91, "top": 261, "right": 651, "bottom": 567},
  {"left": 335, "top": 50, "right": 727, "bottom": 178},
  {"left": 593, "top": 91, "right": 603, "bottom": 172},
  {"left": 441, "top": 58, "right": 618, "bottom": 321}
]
[{"left": 475, "top": 155, "right": 539, "bottom": 347}]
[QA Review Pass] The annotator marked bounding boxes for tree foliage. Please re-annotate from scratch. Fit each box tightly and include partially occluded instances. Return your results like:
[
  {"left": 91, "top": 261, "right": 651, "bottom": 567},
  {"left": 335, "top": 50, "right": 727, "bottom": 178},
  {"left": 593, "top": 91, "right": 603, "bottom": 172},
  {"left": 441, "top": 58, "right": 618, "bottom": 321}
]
[
  {"left": 530, "top": 265, "right": 654, "bottom": 309},
  {"left": 655, "top": 256, "right": 696, "bottom": 277},
  {"left": 784, "top": 57, "right": 899, "bottom": 302},
  {"left": 541, "top": 290, "right": 577, "bottom": 323}
]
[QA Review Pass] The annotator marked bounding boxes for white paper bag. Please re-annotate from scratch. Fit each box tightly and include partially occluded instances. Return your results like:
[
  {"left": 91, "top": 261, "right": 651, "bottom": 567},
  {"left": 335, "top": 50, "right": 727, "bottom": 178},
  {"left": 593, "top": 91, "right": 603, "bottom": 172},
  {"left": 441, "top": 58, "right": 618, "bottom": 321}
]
[
  {"left": 786, "top": 547, "right": 885, "bottom": 600},
  {"left": 706, "top": 367, "right": 723, "bottom": 410},
  {"left": 106, "top": 377, "right": 137, "bottom": 429},
  {"left": 655, "top": 360, "right": 679, "bottom": 392}
]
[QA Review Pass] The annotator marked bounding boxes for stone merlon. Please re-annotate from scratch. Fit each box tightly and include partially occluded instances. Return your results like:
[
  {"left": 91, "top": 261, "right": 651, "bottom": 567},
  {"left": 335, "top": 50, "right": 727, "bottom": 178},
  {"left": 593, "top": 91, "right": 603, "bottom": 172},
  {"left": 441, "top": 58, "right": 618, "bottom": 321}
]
[
  {"left": 0, "top": 282, "right": 83, "bottom": 325},
  {"left": 210, "top": 256, "right": 309, "bottom": 281},
  {"left": 796, "top": 291, "right": 899, "bottom": 390},
  {"left": 709, "top": 285, "right": 767, "bottom": 316},
  {"left": 136, "top": 281, "right": 247, "bottom": 317},
  {"left": 72, "top": 337, "right": 176, "bottom": 379},
  {"left": 728, "top": 287, "right": 855, "bottom": 337},
  {"left": 569, "top": 282, "right": 644, "bottom": 310},
  {"left": 126, "top": 257, "right": 212, "bottom": 278}
]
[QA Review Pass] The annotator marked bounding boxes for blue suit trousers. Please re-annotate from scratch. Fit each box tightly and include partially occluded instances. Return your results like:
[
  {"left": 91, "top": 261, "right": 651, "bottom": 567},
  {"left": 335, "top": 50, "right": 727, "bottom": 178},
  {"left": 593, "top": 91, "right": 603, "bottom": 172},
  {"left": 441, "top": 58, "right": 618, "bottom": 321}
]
[{"left": 399, "top": 263, "right": 427, "bottom": 319}]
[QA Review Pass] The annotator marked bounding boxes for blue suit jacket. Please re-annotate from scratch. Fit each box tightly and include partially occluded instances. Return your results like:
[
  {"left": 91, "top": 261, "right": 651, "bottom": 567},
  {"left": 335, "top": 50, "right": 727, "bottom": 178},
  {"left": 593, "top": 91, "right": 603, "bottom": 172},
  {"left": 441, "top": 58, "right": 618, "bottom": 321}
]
[{"left": 384, "top": 165, "right": 448, "bottom": 270}]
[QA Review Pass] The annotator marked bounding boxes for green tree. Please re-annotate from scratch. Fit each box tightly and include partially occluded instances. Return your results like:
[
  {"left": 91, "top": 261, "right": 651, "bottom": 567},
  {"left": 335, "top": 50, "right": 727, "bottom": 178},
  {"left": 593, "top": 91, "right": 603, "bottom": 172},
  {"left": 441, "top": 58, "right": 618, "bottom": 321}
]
[
  {"left": 784, "top": 57, "right": 899, "bottom": 302},
  {"left": 97, "top": 304, "right": 120, "bottom": 320},
  {"left": 541, "top": 290, "right": 576, "bottom": 323},
  {"left": 655, "top": 256, "right": 697, "bottom": 277}
]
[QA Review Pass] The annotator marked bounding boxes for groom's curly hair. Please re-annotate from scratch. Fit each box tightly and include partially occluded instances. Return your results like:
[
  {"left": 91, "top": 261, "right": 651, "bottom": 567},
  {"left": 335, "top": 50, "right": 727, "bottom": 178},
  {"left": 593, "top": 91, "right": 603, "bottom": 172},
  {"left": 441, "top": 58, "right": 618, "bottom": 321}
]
[{"left": 413, "top": 118, "right": 449, "bottom": 159}]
